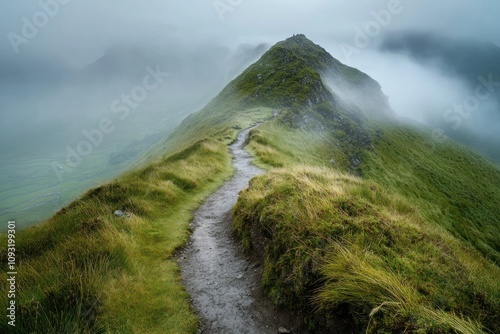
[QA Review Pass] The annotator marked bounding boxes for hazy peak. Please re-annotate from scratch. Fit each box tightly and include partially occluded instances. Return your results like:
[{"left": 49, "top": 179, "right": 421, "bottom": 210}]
[{"left": 224, "top": 35, "right": 392, "bottom": 118}]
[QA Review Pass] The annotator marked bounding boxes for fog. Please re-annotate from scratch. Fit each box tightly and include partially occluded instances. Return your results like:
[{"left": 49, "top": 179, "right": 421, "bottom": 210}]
[
  {"left": 329, "top": 33, "right": 500, "bottom": 161},
  {"left": 1, "top": 0, "right": 499, "bottom": 227}
]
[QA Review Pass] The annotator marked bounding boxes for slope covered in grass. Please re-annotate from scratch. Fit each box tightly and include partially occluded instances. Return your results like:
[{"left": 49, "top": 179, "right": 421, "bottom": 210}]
[
  {"left": 233, "top": 164, "right": 499, "bottom": 333},
  {"left": 365, "top": 125, "right": 500, "bottom": 264},
  {"left": 234, "top": 107, "right": 500, "bottom": 332},
  {"left": 246, "top": 119, "right": 500, "bottom": 264},
  {"left": 229, "top": 36, "right": 500, "bottom": 333},
  {"left": 0, "top": 98, "right": 270, "bottom": 333},
  {"left": 0, "top": 137, "right": 230, "bottom": 333},
  {"left": 231, "top": 112, "right": 500, "bottom": 333}
]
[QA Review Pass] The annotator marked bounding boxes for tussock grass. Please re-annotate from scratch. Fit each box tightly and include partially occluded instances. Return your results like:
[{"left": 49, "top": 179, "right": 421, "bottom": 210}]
[
  {"left": 318, "top": 243, "right": 485, "bottom": 334},
  {"left": 233, "top": 161, "right": 499, "bottom": 333}
]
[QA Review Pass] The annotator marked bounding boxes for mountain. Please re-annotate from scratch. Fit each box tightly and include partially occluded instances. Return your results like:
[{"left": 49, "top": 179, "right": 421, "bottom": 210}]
[
  {"left": 154, "top": 34, "right": 393, "bottom": 174},
  {"left": 1, "top": 35, "right": 499, "bottom": 334}
]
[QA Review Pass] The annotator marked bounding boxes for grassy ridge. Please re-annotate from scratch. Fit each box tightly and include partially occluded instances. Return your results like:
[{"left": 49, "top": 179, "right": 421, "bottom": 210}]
[
  {"left": 233, "top": 116, "right": 500, "bottom": 333},
  {"left": 0, "top": 99, "right": 271, "bottom": 333}
]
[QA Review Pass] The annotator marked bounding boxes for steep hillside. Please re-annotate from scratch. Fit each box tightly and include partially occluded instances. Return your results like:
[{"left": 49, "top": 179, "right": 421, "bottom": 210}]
[
  {"left": 229, "top": 36, "right": 500, "bottom": 333},
  {"left": 1, "top": 35, "right": 498, "bottom": 334},
  {"left": 236, "top": 119, "right": 500, "bottom": 333},
  {"left": 0, "top": 98, "right": 269, "bottom": 333}
]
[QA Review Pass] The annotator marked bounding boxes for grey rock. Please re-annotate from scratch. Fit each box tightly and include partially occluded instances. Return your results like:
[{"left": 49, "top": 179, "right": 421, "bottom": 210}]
[{"left": 113, "top": 210, "right": 130, "bottom": 218}]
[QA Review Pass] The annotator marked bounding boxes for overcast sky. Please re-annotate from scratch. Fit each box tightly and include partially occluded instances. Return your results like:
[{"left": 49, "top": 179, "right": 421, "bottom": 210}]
[{"left": 1, "top": 0, "right": 499, "bottom": 67}]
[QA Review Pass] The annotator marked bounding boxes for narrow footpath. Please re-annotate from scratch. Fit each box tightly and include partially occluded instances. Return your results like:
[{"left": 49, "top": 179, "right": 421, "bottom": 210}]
[{"left": 179, "top": 126, "right": 298, "bottom": 334}]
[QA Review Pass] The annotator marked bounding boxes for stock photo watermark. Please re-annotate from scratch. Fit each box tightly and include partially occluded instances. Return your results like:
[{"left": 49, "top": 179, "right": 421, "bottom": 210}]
[
  {"left": 213, "top": 0, "right": 243, "bottom": 21},
  {"left": 7, "top": 0, "right": 73, "bottom": 54},
  {"left": 432, "top": 74, "right": 500, "bottom": 145},
  {"left": 339, "top": 0, "right": 413, "bottom": 63},
  {"left": 51, "top": 65, "right": 169, "bottom": 182},
  {"left": 6, "top": 221, "right": 17, "bottom": 327}
]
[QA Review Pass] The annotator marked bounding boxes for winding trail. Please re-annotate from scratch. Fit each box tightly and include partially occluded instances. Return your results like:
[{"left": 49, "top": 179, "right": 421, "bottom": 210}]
[{"left": 179, "top": 126, "right": 297, "bottom": 333}]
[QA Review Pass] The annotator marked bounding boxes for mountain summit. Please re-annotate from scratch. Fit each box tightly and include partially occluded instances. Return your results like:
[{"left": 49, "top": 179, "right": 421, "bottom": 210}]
[
  {"left": 159, "top": 34, "right": 394, "bottom": 173},
  {"left": 229, "top": 34, "right": 392, "bottom": 117},
  {"left": 165, "top": 34, "right": 500, "bottom": 333}
]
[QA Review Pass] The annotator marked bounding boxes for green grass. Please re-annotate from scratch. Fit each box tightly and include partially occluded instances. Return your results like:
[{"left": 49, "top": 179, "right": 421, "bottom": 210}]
[
  {"left": 246, "top": 118, "right": 347, "bottom": 169},
  {"left": 232, "top": 114, "right": 500, "bottom": 333},
  {"left": 364, "top": 124, "right": 500, "bottom": 264},
  {"left": 0, "top": 139, "right": 228, "bottom": 333}
]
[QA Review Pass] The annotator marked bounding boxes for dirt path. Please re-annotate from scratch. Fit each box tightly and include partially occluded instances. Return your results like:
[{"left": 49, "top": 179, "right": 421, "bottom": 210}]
[{"left": 179, "top": 126, "right": 299, "bottom": 334}]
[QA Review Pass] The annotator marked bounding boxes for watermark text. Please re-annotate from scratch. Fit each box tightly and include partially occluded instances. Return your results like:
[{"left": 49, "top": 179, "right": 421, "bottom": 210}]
[
  {"left": 340, "top": 0, "right": 413, "bottom": 63},
  {"left": 432, "top": 74, "right": 500, "bottom": 145},
  {"left": 6, "top": 221, "right": 17, "bottom": 327},
  {"left": 213, "top": 0, "right": 243, "bottom": 21},
  {"left": 51, "top": 65, "right": 169, "bottom": 182},
  {"left": 7, "top": 0, "right": 73, "bottom": 54}
]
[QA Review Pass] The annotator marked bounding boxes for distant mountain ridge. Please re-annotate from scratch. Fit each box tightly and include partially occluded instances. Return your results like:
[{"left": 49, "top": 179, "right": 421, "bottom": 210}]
[{"left": 77, "top": 43, "right": 268, "bottom": 87}]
